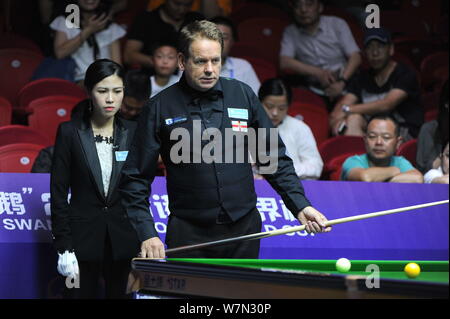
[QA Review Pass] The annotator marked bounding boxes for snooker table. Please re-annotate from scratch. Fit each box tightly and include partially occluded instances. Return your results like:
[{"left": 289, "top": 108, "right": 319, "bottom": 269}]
[{"left": 130, "top": 258, "right": 449, "bottom": 299}]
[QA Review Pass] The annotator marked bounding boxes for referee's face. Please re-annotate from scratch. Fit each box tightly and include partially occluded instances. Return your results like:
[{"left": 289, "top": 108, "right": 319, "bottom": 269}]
[{"left": 179, "top": 38, "right": 222, "bottom": 92}]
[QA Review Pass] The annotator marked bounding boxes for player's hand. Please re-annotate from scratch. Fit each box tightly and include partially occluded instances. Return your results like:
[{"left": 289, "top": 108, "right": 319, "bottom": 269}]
[
  {"left": 139, "top": 237, "right": 165, "bottom": 259},
  {"left": 297, "top": 206, "right": 332, "bottom": 234}
]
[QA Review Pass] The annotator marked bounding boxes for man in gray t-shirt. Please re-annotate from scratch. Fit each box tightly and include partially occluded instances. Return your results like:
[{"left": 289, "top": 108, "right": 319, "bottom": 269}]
[{"left": 280, "top": 0, "right": 361, "bottom": 107}]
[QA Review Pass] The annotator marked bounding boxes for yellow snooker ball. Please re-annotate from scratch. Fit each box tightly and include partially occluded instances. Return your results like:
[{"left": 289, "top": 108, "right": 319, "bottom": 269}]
[{"left": 404, "top": 263, "right": 421, "bottom": 278}]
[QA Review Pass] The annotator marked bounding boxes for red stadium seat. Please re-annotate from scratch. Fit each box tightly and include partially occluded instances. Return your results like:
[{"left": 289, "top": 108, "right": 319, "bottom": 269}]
[
  {"left": 0, "top": 143, "right": 44, "bottom": 173},
  {"left": 420, "top": 51, "right": 449, "bottom": 92},
  {"left": 230, "top": 2, "right": 289, "bottom": 26},
  {"left": 0, "top": 49, "right": 44, "bottom": 105},
  {"left": 380, "top": 10, "right": 429, "bottom": 40},
  {"left": 231, "top": 42, "right": 268, "bottom": 61},
  {"left": 28, "top": 95, "right": 83, "bottom": 144},
  {"left": 0, "top": 125, "right": 51, "bottom": 148},
  {"left": 0, "top": 33, "right": 42, "bottom": 53},
  {"left": 114, "top": 0, "right": 148, "bottom": 29},
  {"left": 291, "top": 87, "right": 328, "bottom": 111},
  {"left": 0, "top": 97, "right": 12, "bottom": 127},
  {"left": 288, "top": 102, "right": 329, "bottom": 146},
  {"left": 318, "top": 135, "right": 365, "bottom": 179},
  {"left": 400, "top": 0, "right": 441, "bottom": 30},
  {"left": 327, "top": 152, "right": 364, "bottom": 181},
  {"left": 17, "top": 78, "right": 87, "bottom": 111},
  {"left": 396, "top": 139, "right": 418, "bottom": 167},
  {"left": 237, "top": 18, "right": 289, "bottom": 65},
  {"left": 393, "top": 38, "right": 439, "bottom": 70},
  {"left": 239, "top": 56, "right": 277, "bottom": 83},
  {"left": 425, "top": 108, "right": 439, "bottom": 122}
]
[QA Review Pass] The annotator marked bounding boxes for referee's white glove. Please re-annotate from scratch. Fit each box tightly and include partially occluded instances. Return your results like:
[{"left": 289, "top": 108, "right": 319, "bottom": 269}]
[{"left": 57, "top": 251, "right": 79, "bottom": 278}]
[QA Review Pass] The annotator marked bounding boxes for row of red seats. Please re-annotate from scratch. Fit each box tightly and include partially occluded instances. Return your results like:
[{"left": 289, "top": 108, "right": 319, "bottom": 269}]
[{"left": 0, "top": 127, "right": 418, "bottom": 177}]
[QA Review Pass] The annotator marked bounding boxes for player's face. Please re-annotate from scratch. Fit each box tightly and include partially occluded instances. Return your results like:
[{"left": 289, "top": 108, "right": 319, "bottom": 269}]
[
  {"left": 77, "top": 0, "right": 101, "bottom": 12},
  {"left": 217, "top": 24, "right": 234, "bottom": 59},
  {"left": 152, "top": 46, "right": 179, "bottom": 77},
  {"left": 262, "top": 95, "right": 289, "bottom": 127},
  {"left": 365, "top": 40, "right": 394, "bottom": 71},
  {"left": 365, "top": 119, "right": 401, "bottom": 163},
  {"left": 120, "top": 96, "right": 145, "bottom": 120},
  {"left": 91, "top": 74, "right": 124, "bottom": 120},
  {"left": 292, "top": 0, "right": 323, "bottom": 27},
  {"left": 179, "top": 38, "right": 222, "bottom": 92},
  {"left": 165, "top": 0, "right": 193, "bottom": 21}
]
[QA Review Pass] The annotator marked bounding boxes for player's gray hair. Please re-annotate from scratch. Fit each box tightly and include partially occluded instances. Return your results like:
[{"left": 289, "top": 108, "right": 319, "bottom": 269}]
[{"left": 178, "top": 20, "right": 224, "bottom": 59}]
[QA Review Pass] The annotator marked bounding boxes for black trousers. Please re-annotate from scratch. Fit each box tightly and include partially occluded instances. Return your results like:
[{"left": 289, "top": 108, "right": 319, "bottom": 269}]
[
  {"left": 63, "top": 233, "right": 131, "bottom": 299},
  {"left": 165, "top": 209, "right": 262, "bottom": 259}
]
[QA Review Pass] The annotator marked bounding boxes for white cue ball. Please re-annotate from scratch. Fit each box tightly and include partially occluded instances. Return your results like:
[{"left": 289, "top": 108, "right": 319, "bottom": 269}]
[{"left": 336, "top": 258, "right": 352, "bottom": 273}]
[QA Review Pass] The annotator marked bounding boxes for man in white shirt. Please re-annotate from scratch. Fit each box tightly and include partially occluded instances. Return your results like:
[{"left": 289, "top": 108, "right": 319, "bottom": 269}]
[
  {"left": 259, "top": 78, "right": 323, "bottom": 179},
  {"left": 280, "top": 0, "right": 361, "bottom": 109},
  {"left": 211, "top": 16, "right": 261, "bottom": 95}
]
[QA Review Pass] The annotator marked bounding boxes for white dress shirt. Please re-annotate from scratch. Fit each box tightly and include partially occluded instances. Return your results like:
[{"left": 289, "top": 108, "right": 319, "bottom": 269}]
[
  {"left": 220, "top": 57, "right": 261, "bottom": 95},
  {"left": 277, "top": 115, "right": 323, "bottom": 180}
]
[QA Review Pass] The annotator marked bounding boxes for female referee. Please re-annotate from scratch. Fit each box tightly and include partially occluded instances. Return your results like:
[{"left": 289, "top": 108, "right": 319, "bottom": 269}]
[{"left": 50, "top": 59, "right": 140, "bottom": 299}]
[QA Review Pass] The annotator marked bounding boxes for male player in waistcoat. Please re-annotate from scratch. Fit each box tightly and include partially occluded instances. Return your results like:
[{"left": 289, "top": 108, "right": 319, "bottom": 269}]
[{"left": 120, "top": 20, "right": 332, "bottom": 259}]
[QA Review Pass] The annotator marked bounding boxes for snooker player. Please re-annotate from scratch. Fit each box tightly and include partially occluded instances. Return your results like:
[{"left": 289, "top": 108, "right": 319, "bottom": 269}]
[{"left": 119, "top": 20, "right": 331, "bottom": 259}]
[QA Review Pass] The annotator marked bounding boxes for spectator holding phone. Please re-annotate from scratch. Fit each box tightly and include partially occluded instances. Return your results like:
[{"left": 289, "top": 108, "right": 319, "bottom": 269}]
[{"left": 50, "top": 0, "right": 126, "bottom": 84}]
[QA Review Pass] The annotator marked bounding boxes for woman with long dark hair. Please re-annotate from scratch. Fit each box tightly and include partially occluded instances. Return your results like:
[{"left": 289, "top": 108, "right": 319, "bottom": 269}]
[{"left": 51, "top": 59, "right": 140, "bottom": 299}]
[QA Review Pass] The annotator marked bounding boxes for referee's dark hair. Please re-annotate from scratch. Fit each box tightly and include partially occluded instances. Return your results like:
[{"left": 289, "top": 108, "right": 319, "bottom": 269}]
[
  {"left": 258, "top": 78, "right": 293, "bottom": 106},
  {"left": 366, "top": 114, "right": 401, "bottom": 137},
  {"left": 124, "top": 69, "right": 151, "bottom": 101}
]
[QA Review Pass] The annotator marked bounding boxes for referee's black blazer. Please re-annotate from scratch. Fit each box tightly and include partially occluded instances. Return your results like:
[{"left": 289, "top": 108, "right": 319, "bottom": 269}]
[{"left": 50, "top": 114, "right": 140, "bottom": 262}]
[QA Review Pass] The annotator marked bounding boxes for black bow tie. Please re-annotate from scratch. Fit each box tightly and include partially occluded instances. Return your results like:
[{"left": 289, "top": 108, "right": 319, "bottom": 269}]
[
  {"left": 180, "top": 75, "right": 223, "bottom": 104},
  {"left": 192, "top": 89, "right": 223, "bottom": 103}
]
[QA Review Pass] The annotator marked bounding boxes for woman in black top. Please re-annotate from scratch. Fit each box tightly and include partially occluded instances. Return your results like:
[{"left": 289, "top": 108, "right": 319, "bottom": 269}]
[{"left": 51, "top": 59, "right": 140, "bottom": 299}]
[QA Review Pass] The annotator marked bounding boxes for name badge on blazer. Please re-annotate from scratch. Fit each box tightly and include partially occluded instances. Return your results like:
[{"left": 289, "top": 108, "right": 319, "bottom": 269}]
[
  {"left": 165, "top": 116, "right": 188, "bottom": 126},
  {"left": 115, "top": 151, "right": 129, "bottom": 162},
  {"left": 228, "top": 108, "right": 248, "bottom": 120}
]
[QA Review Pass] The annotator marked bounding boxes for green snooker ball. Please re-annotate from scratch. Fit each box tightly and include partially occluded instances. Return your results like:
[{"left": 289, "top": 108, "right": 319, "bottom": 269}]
[
  {"left": 336, "top": 258, "right": 351, "bottom": 273},
  {"left": 404, "top": 263, "right": 421, "bottom": 278}
]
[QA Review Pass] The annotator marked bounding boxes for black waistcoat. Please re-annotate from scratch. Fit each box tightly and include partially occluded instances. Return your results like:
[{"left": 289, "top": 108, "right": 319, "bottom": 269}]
[{"left": 157, "top": 78, "right": 258, "bottom": 224}]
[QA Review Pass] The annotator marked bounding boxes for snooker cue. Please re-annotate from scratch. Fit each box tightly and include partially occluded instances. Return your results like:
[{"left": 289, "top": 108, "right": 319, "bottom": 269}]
[{"left": 163, "top": 199, "right": 449, "bottom": 256}]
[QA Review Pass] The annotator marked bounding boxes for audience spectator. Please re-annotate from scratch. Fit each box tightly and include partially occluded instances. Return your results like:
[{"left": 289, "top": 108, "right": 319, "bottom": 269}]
[
  {"left": 417, "top": 80, "right": 449, "bottom": 174},
  {"left": 147, "top": 0, "right": 231, "bottom": 18},
  {"left": 149, "top": 41, "right": 181, "bottom": 98},
  {"left": 120, "top": 69, "right": 151, "bottom": 120},
  {"left": 40, "top": 0, "right": 127, "bottom": 25},
  {"left": 330, "top": 28, "right": 423, "bottom": 140},
  {"left": 258, "top": 78, "right": 323, "bottom": 180},
  {"left": 341, "top": 114, "right": 423, "bottom": 183},
  {"left": 211, "top": 16, "right": 261, "bottom": 95},
  {"left": 124, "top": 0, "right": 203, "bottom": 71},
  {"left": 280, "top": 0, "right": 361, "bottom": 110},
  {"left": 50, "top": 0, "right": 126, "bottom": 84},
  {"left": 424, "top": 142, "right": 449, "bottom": 184}
]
